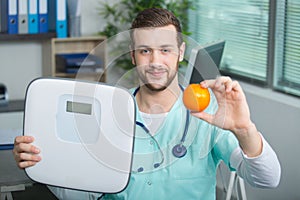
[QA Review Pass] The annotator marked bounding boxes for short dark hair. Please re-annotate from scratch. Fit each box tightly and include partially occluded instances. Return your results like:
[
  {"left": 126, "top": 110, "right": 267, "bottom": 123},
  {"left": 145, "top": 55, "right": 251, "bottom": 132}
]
[{"left": 130, "top": 8, "right": 183, "bottom": 47}]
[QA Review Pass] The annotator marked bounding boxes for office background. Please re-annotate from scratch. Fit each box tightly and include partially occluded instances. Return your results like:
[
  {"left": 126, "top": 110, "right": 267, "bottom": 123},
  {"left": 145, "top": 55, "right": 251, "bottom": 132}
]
[{"left": 0, "top": 0, "right": 300, "bottom": 199}]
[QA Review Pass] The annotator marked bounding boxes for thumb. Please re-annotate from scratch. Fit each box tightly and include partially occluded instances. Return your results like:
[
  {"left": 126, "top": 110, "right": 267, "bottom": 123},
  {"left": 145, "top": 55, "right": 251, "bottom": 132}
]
[{"left": 191, "top": 111, "right": 214, "bottom": 125}]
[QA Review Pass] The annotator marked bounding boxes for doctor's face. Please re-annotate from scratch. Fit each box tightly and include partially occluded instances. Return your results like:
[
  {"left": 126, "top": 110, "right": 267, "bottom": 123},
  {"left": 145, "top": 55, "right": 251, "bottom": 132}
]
[{"left": 131, "top": 25, "right": 185, "bottom": 91}]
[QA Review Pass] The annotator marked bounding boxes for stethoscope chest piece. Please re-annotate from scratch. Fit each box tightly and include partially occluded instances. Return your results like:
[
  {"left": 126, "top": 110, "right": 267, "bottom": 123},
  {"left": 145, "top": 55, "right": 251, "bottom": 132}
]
[{"left": 172, "top": 144, "right": 187, "bottom": 158}]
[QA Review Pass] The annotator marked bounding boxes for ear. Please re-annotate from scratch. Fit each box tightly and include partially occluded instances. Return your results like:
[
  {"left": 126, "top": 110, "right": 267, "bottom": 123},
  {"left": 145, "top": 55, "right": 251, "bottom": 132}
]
[
  {"left": 179, "top": 42, "right": 186, "bottom": 62},
  {"left": 129, "top": 45, "right": 136, "bottom": 65}
]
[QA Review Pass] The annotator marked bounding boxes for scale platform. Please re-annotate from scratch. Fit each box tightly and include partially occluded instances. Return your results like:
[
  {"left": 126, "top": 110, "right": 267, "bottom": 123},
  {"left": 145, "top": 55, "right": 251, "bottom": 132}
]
[{"left": 24, "top": 78, "right": 136, "bottom": 193}]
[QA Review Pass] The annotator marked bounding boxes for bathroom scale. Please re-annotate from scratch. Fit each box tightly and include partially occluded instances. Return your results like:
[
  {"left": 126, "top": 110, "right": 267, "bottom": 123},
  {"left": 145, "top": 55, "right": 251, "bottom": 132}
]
[{"left": 24, "top": 78, "right": 136, "bottom": 193}]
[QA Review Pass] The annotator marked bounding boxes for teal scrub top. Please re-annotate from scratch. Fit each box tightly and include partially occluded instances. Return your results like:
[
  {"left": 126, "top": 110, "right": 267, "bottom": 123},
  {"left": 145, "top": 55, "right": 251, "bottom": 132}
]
[{"left": 103, "top": 91, "right": 239, "bottom": 200}]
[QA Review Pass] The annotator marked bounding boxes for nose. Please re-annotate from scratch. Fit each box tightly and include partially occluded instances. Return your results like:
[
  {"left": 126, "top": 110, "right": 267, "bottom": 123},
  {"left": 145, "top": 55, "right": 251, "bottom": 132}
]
[{"left": 150, "top": 49, "right": 161, "bottom": 64}]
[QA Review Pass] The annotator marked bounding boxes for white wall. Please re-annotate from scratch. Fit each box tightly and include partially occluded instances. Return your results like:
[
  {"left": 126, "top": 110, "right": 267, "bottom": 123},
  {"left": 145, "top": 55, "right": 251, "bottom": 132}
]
[
  {"left": 241, "top": 83, "right": 300, "bottom": 200},
  {"left": 0, "top": 42, "right": 42, "bottom": 99}
]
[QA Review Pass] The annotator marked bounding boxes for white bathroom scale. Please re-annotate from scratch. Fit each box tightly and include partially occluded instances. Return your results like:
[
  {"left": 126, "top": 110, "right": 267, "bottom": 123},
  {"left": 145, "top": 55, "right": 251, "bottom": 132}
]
[{"left": 24, "top": 78, "right": 136, "bottom": 193}]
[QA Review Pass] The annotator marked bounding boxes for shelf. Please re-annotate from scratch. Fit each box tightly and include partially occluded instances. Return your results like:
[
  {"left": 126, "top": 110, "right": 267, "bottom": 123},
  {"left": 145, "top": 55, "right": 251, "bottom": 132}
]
[
  {"left": 42, "top": 36, "right": 107, "bottom": 82},
  {"left": 0, "top": 32, "right": 57, "bottom": 41},
  {"left": 54, "top": 71, "right": 106, "bottom": 82}
]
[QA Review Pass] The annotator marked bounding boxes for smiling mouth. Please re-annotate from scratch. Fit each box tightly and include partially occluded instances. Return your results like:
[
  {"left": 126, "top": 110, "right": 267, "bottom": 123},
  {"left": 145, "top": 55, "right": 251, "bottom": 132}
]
[
  {"left": 149, "top": 71, "right": 165, "bottom": 77},
  {"left": 147, "top": 69, "right": 167, "bottom": 78}
]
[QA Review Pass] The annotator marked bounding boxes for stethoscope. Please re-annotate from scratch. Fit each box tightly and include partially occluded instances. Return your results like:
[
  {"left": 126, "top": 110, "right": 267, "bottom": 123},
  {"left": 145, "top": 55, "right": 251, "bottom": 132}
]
[{"left": 133, "top": 85, "right": 190, "bottom": 172}]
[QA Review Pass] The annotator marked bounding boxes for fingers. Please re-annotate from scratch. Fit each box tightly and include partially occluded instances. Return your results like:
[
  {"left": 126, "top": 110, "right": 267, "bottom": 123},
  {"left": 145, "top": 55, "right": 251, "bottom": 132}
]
[
  {"left": 191, "top": 111, "right": 214, "bottom": 124},
  {"left": 14, "top": 135, "right": 34, "bottom": 145},
  {"left": 14, "top": 141, "right": 40, "bottom": 155},
  {"left": 18, "top": 151, "right": 41, "bottom": 162},
  {"left": 15, "top": 152, "right": 41, "bottom": 169},
  {"left": 13, "top": 136, "right": 41, "bottom": 169},
  {"left": 200, "top": 76, "right": 241, "bottom": 93},
  {"left": 13, "top": 136, "right": 40, "bottom": 154},
  {"left": 17, "top": 160, "right": 40, "bottom": 169}
]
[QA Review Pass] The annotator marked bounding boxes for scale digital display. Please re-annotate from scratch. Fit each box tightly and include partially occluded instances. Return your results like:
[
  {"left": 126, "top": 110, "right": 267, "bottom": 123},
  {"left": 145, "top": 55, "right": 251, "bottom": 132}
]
[
  {"left": 58, "top": 95, "right": 100, "bottom": 143},
  {"left": 66, "top": 101, "right": 92, "bottom": 115}
]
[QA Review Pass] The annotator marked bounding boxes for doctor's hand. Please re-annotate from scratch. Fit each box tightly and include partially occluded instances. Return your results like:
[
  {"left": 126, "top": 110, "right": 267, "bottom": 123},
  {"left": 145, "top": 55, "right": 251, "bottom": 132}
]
[
  {"left": 12, "top": 136, "right": 41, "bottom": 169},
  {"left": 192, "top": 76, "right": 251, "bottom": 132},
  {"left": 191, "top": 76, "right": 263, "bottom": 157}
]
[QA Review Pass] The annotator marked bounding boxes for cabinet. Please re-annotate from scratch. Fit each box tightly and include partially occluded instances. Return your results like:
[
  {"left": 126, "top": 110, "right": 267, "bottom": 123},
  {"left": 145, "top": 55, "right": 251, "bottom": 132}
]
[{"left": 42, "top": 36, "right": 107, "bottom": 82}]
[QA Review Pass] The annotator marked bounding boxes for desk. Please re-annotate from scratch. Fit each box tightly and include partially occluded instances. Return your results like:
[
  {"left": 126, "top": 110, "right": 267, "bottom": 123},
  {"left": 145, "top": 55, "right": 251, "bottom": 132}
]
[
  {"left": 0, "top": 100, "right": 24, "bottom": 113},
  {"left": 0, "top": 100, "right": 24, "bottom": 150},
  {"left": 0, "top": 150, "right": 33, "bottom": 200},
  {"left": 0, "top": 100, "right": 32, "bottom": 200}
]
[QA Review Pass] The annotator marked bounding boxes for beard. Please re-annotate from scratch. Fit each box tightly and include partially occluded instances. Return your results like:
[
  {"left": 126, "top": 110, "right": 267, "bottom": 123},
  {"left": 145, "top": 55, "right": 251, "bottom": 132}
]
[{"left": 136, "top": 59, "right": 179, "bottom": 92}]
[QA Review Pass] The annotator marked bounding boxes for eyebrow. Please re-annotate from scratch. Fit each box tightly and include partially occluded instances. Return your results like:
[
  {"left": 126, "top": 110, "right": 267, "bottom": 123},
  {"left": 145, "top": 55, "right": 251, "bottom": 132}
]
[{"left": 135, "top": 44, "right": 176, "bottom": 49}]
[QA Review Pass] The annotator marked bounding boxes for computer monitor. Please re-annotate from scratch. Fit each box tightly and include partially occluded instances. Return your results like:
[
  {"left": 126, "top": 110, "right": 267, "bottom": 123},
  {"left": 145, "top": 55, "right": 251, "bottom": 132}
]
[{"left": 185, "top": 40, "right": 225, "bottom": 84}]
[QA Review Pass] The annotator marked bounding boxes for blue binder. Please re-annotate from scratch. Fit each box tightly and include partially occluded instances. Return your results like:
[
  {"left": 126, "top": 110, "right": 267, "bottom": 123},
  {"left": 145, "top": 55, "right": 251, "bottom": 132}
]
[
  {"left": 8, "top": 0, "right": 18, "bottom": 34},
  {"left": 28, "top": 0, "right": 38, "bottom": 33},
  {"left": 38, "top": 0, "right": 48, "bottom": 33},
  {"left": 49, "top": 0, "right": 67, "bottom": 38}
]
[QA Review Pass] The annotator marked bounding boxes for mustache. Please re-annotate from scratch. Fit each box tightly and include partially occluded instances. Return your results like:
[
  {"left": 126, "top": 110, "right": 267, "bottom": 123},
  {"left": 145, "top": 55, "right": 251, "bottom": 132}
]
[{"left": 139, "top": 63, "right": 168, "bottom": 72}]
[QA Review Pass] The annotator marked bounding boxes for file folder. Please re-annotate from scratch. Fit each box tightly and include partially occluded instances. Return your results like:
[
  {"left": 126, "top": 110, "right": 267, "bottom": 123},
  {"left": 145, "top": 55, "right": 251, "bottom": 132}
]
[
  {"left": 28, "top": 0, "right": 38, "bottom": 33},
  {"left": 49, "top": 0, "right": 67, "bottom": 38},
  {"left": 0, "top": 0, "right": 8, "bottom": 33},
  {"left": 38, "top": 0, "right": 48, "bottom": 33},
  {"left": 18, "top": 0, "right": 28, "bottom": 34},
  {"left": 67, "top": 0, "right": 81, "bottom": 37},
  {"left": 8, "top": 0, "right": 18, "bottom": 34},
  {"left": 57, "top": 0, "right": 67, "bottom": 38}
]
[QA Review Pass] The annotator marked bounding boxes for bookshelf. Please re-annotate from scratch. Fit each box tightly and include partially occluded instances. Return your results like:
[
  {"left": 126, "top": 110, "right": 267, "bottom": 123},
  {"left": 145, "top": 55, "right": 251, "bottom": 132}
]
[
  {"left": 0, "top": 32, "right": 56, "bottom": 41},
  {"left": 42, "top": 36, "right": 107, "bottom": 82}
]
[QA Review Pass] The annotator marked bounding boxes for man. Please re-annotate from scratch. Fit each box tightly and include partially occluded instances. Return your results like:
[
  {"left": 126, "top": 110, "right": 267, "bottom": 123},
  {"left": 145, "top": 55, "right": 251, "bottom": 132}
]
[{"left": 13, "top": 8, "right": 281, "bottom": 199}]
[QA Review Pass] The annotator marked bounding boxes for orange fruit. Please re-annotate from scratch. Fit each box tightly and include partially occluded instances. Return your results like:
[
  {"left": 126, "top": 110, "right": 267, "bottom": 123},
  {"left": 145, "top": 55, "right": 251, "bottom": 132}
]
[{"left": 183, "top": 84, "right": 210, "bottom": 112}]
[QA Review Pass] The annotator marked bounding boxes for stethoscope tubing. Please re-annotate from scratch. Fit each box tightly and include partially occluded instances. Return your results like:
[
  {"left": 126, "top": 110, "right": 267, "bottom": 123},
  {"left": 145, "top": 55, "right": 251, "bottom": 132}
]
[{"left": 133, "top": 85, "right": 190, "bottom": 159}]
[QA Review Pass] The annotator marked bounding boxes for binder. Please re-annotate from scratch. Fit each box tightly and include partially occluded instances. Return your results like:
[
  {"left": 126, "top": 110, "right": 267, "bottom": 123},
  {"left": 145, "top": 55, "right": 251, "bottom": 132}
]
[
  {"left": 38, "top": 0, "right": 48, "bottom": 33},
  {"left": 67, "top": 0, "right": 81, "bottom": 37},
  {"left": 28, "top": 0, "right": 38, "bottom": 33},
  {"left": 8, "top": 0, "right": 18, "bottom": 34},
  {"left": 56, "top": 0, "right": 67, "bottom": 38},
  {"left": 49, "top": 0, "right": 67, "bottom": 38},
  {"left": 18, "top": 0, "right": 28, "bottom": 34},
  {"left": 0, "top": 0, "right": 8, "bottom": 33}
]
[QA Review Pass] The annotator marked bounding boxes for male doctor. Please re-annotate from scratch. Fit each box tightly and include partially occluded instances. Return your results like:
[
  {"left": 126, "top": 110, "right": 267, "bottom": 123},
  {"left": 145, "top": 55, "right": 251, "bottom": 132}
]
[{"left": 13, "top": 8, "right": 281, "bottom": 199}]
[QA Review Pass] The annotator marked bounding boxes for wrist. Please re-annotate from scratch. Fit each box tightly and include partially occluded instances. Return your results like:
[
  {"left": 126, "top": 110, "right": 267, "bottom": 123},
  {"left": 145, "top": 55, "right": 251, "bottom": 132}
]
[
  {"left": 233, "top": 121, "right": 257, "bottom": 136},
  {"left": 234, "top": 123, "right": 263, "bottom": 157}
]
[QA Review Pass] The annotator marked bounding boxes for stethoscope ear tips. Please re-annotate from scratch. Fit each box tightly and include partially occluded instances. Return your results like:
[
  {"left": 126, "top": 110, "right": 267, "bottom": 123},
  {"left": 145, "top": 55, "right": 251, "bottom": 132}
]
[{"left": 172, "top": 144, "right": 187, "bottom": 158}]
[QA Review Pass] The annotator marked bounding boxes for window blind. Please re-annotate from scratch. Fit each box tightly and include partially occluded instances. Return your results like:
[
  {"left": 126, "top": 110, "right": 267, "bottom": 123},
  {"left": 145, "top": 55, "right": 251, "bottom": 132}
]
[
  {"left": 274, "top": 0, "right": 300, "bottom": 96},
  {"left": 188, "top": 0, "right": 270, "bottom": 82}
]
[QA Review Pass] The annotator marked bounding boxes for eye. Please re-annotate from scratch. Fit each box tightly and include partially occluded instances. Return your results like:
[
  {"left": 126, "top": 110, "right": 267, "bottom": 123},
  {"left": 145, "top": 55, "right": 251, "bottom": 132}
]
[
  {"left": 161, "top": 48, "right": 172, "bottom": 54},
  {"left": 140, "top": 49, "right": 151, "bottom": 54}
]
